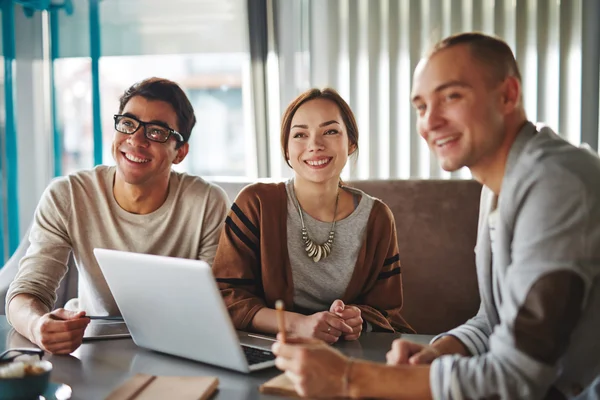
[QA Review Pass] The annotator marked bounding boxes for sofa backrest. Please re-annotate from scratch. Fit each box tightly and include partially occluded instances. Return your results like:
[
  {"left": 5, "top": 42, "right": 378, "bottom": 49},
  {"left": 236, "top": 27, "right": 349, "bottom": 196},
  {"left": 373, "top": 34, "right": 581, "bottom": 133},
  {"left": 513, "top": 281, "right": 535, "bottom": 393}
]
[
  {"left": 3, "top": 179, "right": 482, "bottom": 334},
  {"left": 349, "top": 180, "right": 481, "bottom": 334},
  {"left": 219, "top": 179, "right": 482, "bottom": 334}
]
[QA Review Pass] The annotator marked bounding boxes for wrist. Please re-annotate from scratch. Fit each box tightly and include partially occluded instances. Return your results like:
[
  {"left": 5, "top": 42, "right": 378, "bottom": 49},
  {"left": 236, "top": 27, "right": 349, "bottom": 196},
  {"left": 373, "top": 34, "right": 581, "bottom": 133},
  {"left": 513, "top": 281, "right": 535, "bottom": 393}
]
[
  {"left": 432, "top": 335, "right": 468, "bottom": 357},
  {"left": 27, "top": 314, "right": 42, "bottom": 344},
  {"left": 285, "top": 311, "right": 303, "bottom": 334},
  {"left": 345, "top": 358, "right": 367, "bottom": 399},
  {"left": 427, "top": 345, "right": 443, "bottom": 361},
  {"left": 342, "top": 357, "right": 355, "bottom": 398}
]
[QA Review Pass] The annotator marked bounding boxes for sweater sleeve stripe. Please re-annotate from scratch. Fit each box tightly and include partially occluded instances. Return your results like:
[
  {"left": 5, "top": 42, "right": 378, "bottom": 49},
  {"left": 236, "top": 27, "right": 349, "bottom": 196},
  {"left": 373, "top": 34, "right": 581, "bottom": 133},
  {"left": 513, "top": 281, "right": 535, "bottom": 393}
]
[
  {"left": 383, "top": 253, "right": 400, "bottom": 266},
  {"left": 231, "top": 203, "right": 260, "bottom": 240},
  {"left": 377, "top": 267, "right": 401, "bottom": 280},
  {"left": 431, "top": 356, "right": 457, "bottom": 400},
  {"left": 225, "top": 216, "right": 260, "bottom": 260},
  {"left": 433, "top": 330, "right": 486, "bottom": 357},
  {"left": 216, "top": 278, "right": 256, "bottom": 285},
  {"left": 458, "top": 325, "right": 489, "bottom": 353}
]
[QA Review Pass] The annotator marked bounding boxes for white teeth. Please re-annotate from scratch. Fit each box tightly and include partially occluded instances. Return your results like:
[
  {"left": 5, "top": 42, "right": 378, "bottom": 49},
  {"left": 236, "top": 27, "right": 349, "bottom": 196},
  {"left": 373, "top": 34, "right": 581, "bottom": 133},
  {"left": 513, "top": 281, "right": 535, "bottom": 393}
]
[
  {"left": 306, "top": 158, "right": 330, "bottom": 166},
  {"left": 124, "top": 153, "right": 150, "bottom": 163},
  {"left": 435, "top": 136, "right": 458, "bottom": 146}
]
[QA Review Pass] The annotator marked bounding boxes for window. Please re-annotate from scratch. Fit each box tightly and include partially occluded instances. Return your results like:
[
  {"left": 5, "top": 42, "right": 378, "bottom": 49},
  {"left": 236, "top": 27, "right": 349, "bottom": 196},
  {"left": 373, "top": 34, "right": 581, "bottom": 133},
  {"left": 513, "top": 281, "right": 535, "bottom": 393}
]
[{"left": 53, "top": 0, "right": 255, "bottom": 178}]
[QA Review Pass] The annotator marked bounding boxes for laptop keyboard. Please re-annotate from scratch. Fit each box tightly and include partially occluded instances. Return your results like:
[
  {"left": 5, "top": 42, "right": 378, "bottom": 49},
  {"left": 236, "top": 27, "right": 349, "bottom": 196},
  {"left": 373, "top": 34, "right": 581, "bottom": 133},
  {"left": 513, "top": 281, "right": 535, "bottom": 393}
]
[{"left": 242, "top": 345, "right": 275, "bottom": 365}]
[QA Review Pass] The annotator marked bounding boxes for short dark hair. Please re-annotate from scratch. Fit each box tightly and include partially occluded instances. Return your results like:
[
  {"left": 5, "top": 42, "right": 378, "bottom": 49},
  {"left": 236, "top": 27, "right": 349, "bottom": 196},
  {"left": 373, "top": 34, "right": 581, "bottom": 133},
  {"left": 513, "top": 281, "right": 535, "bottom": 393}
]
[
  {"left": 281, "top": 88, "right": 359, "bottom": 168},
  {"left": 430, "top": 32, "right": 522, "bottom": 84},
  {"left": 118, "top": 77, "right": 196, "bottom": 146}
]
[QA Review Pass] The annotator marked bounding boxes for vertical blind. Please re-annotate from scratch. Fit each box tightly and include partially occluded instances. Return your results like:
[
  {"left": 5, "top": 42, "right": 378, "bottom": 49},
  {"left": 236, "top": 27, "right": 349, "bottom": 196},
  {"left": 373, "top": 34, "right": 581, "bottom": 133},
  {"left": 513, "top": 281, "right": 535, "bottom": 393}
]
[{"left": 271, "top": 0, "right": 600, "bottom": 179}]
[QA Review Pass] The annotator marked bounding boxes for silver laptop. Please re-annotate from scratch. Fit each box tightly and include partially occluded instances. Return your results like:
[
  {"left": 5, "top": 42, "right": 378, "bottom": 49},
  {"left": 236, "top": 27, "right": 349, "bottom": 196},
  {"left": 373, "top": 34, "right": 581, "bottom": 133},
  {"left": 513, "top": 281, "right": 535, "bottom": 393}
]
[{"left": 93, "top": 248, "right": 276, "bottom": 372}]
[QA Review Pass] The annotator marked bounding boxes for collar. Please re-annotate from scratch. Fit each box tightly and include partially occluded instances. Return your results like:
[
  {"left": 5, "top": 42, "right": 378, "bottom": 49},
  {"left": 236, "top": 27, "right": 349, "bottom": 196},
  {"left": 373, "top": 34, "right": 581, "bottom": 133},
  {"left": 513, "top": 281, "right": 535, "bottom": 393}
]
[{"left": 503, "top": 121, "right": 537, "bottom": 181}]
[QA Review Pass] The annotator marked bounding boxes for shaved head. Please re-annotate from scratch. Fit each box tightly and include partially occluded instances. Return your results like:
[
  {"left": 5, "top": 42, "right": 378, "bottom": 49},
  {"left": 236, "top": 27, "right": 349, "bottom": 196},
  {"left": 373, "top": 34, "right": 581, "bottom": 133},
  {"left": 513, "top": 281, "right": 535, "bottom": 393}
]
[{"left": 427, "top": 32, "right": 522, "bottom": 86}]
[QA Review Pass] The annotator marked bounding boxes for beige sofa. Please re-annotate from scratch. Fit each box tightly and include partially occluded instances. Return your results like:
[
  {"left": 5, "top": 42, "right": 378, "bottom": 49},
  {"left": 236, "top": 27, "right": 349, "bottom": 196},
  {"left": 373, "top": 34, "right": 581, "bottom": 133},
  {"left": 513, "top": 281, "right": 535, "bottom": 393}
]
[{"left": 1, "top": 179, "right": 482, "bottom": 335}]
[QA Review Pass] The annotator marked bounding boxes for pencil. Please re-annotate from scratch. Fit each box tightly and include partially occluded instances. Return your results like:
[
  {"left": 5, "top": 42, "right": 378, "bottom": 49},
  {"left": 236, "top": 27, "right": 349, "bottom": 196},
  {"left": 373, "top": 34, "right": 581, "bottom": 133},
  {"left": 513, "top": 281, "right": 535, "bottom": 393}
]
[
  {"left": 87, "top": 315, "right": 124, "bottom": 321},
  {"left": 275, "top": 300, "right": 287, "bottom": 343}
]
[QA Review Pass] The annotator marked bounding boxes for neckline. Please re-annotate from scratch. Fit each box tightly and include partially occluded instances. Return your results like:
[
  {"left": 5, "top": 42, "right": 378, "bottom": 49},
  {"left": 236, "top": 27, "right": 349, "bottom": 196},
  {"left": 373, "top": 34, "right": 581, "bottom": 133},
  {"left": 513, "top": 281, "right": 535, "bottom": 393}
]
[
  {"left": 106, "top": 167, "right": 178, "bottom": 220},
  {"left": 285, "top": 179, "right": 366, "bottom": 225},
  {"left": 289, "top": 179, "right": 339, "bottom": 227}
]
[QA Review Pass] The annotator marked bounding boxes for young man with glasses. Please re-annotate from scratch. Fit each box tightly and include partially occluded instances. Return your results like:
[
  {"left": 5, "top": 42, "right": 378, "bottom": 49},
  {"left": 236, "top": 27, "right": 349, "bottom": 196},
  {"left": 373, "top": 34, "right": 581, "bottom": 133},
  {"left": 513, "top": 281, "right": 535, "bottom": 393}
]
[{"left": 6, "top": 77, "right": 229, "bottom": 354}]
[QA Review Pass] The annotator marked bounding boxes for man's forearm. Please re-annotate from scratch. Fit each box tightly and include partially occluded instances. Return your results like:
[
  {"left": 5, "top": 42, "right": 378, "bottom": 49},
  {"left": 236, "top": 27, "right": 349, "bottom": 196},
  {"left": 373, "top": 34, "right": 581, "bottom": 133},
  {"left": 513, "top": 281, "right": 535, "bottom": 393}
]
[
  {"left": 348, "top": 360, "right": 432, "bottom": 399},
  {"left": 7, "top": 294, "right": 48, "bottom": 343},
  {"left": 431, "top": 335, "right": 471, "bottom": 357}
]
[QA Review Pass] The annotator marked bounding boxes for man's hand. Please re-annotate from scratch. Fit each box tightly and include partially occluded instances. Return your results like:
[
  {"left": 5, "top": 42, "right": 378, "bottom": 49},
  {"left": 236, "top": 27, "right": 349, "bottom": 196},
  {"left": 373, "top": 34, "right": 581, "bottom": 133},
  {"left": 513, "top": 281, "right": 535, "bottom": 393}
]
[
  {"left": 387, "top": 335, "right": 471, "bottom": 365},
  {"left": 272, "top": 335, "right": 350, "bottom": 398},
  {"left": 293, "top": 311, "right": 353, "bottom": 344},
  {"left": 30, "top": 309, "right": 90, "bottom": 354},
  {"left": 330, "top": 300, "right": 363, "bottom": 341},
  {"left": 386, "top": 339, "right": 442, "bottom": 365}
]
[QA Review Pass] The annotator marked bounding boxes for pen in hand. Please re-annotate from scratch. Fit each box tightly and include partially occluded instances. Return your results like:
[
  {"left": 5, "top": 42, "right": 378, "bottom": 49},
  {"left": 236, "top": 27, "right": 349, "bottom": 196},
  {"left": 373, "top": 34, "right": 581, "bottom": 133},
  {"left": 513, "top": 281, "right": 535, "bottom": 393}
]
[
  {"left": 275, "top": 300, "right": 287, "bottom": 343},
  {"left": 86, "top": 315, "right": 124, "bottom": 321}
]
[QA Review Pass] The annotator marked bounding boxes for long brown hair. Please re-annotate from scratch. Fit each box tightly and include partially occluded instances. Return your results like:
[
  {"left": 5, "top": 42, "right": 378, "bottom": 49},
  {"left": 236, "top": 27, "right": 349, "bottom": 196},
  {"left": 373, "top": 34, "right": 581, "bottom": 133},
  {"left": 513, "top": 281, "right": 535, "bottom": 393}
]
[{"left": 280, "top": 88, "right": 359, "bottom": 168}]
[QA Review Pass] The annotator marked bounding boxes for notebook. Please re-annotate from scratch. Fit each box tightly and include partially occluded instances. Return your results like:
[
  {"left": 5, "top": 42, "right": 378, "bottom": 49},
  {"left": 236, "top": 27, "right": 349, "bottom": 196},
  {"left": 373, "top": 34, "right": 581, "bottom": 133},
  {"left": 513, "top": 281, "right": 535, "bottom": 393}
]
[
  {"left": 260, "top": 373, "right": 352, "bottom": 399},
  {"left": 106, "top": 374, "right": 218, "bottom": 400},
  {"left": 259, "top": 373, "right": 300, "bottom": 397}
]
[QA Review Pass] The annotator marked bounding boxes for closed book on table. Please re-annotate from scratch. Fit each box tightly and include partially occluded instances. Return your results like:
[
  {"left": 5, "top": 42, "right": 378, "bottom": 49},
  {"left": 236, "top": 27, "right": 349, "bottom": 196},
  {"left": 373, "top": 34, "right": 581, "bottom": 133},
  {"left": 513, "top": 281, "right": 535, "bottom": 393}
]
[
  {"left": 106, "top": 373, "right": 218, "bottom": 400},
  {"left": 259, "top": 373, "right": 300, "bottom": 397},
  {"left": 260, "top": 373, "right": 353, "bottom": 399}
]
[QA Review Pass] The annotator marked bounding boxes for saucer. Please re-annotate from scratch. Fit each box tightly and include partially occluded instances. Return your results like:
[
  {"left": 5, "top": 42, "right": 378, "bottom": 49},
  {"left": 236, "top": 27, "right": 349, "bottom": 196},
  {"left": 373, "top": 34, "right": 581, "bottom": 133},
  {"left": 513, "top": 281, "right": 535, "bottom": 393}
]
[{"left": 40, "top": 382, "right": 72, "bottom": 400}]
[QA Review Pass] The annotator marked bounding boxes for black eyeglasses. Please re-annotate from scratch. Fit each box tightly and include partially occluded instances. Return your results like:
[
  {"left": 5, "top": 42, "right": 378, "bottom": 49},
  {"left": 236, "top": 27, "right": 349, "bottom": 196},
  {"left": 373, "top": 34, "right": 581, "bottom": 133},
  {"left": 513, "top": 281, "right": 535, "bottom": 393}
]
[{"left": 114, "top": 115, "right": 184, "bottom": 144}]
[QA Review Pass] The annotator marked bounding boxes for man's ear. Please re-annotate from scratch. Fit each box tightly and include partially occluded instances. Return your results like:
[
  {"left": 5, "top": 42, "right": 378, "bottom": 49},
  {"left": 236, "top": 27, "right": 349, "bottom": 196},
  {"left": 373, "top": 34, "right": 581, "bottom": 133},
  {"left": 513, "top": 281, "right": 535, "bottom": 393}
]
[
  {"left": 501, "top": 76, "right": 521, "bottom": 114},
  {"left": 173, "top": 142, "right": 189, "bottom": 165}
]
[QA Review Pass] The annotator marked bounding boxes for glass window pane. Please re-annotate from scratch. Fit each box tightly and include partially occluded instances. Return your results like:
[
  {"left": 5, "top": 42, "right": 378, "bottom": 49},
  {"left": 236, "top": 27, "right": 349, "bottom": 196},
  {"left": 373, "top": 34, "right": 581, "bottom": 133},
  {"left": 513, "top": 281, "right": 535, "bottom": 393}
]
[
  {"left": 99, "top": 0, "right": 247, "bottom": 56},
  {"left": 54, "top": 0, "right": 255, "bottom": 178},
  {"left": 54, "top": 58, "right": 94, "bottom": 175}
]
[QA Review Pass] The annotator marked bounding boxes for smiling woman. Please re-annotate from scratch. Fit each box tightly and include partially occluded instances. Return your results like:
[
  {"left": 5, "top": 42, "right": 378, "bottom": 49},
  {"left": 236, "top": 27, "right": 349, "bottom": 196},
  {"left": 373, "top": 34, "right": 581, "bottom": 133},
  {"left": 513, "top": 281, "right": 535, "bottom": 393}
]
[{"left": 212, "top": 87, "right": 414, "bottom": 346}]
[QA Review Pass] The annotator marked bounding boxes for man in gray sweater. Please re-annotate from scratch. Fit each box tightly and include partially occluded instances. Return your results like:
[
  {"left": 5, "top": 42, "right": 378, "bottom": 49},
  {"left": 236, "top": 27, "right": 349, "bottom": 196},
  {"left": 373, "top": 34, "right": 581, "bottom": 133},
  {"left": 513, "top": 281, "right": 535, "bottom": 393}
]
[
  {"left": 6, "top": 78, "right": 229, "bottom": 354},
  {"left": 271, "top": 33, "right": 600, "bottom": 399}
]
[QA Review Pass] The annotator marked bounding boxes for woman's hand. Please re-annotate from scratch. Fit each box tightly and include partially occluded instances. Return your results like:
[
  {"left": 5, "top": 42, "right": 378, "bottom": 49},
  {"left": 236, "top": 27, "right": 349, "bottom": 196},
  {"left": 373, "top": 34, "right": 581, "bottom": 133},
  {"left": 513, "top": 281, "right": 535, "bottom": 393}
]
[
  {"left": 330, "top": 300, "right": 363, "bottom": 341},
  {"left": 293, "top": 311, "right": 354, "bottom": 344}
]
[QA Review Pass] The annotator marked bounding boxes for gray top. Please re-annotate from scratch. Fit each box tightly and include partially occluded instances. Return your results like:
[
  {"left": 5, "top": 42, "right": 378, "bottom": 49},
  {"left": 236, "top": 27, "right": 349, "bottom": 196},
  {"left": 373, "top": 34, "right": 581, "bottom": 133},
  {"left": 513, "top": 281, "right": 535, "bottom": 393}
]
[
  {"left": 430, "top": 122, "right": 600, "bottom": 399},
  {"left": 285, "top": 179, "right": 374, "bottom": 312}
]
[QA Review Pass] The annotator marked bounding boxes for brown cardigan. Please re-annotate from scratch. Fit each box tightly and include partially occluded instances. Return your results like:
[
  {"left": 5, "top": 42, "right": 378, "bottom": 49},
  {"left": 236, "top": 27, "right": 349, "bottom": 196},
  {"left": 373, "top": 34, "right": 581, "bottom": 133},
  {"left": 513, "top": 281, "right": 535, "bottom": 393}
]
[{"left": 212, "top": 182, "right": 414, "bottom": 333}]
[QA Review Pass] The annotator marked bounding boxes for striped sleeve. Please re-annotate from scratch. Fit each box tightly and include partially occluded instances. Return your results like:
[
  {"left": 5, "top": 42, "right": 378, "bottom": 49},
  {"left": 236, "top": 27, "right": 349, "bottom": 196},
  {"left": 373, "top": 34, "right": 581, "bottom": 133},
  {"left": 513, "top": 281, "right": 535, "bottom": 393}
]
[
  {"left": 430, "top": 303, "right": 491, "bottom": 356},
  {"left": 212, "top": 185, "right": 266, "bottom": 330}
]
